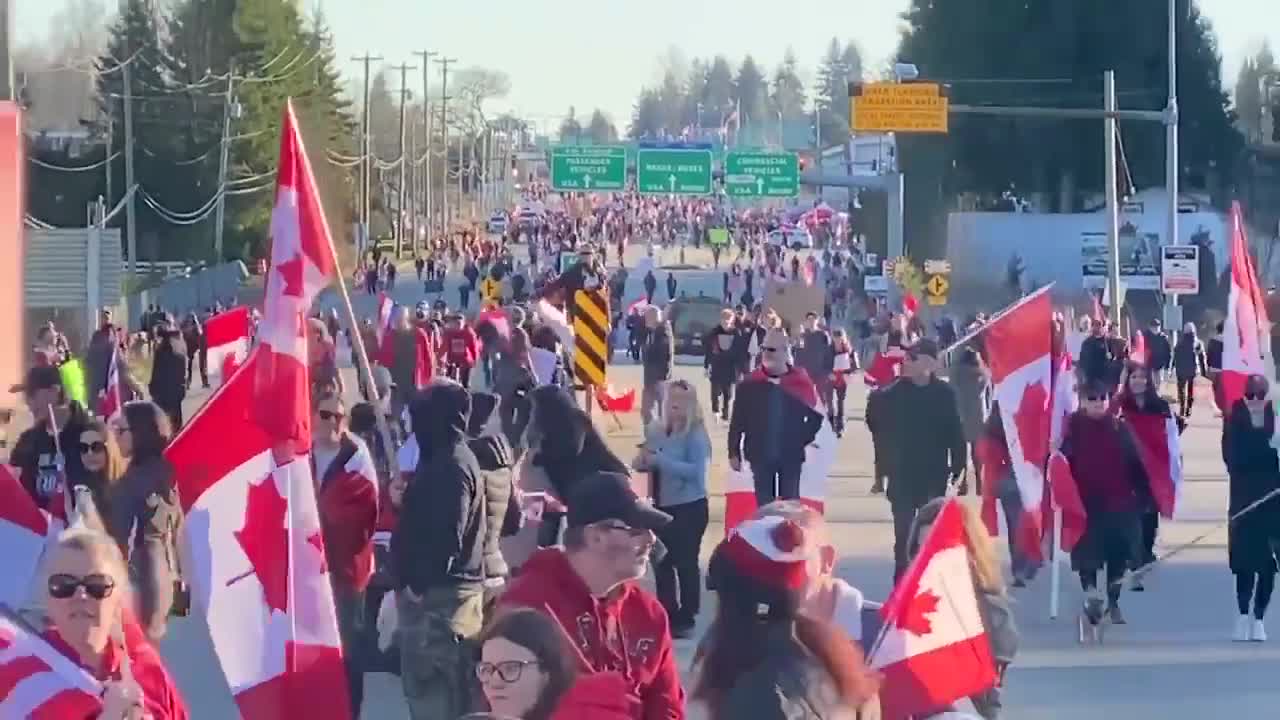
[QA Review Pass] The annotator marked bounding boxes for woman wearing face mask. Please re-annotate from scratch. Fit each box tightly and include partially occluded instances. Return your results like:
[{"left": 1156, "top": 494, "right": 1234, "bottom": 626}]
[
  {"left": 1223, "top": 374, "right": 1280, "bottom": 642},
  {"left": 1061, "top": 381, "right": 1153, "bottom": 631},
  {"left": 107, "top": 401, "right": 182, "bottom": 642},
  {"left": 470, "top": 608, "right": 578, "bottom": 720},
  {"left": 35, "top": 527, "right": 188, "bottom": 718},
  {"left": 1115, "top": 363, "right": 1183, "bottom": 591},
  {"left": 70, "top": 418, "right": 126, "bottom": 528},
  {"left": 634, "top": 379, "right": 711, "bottom": 639},
  {"left": 1171, "top": 323, "right": 1206, "bottom": 418}
]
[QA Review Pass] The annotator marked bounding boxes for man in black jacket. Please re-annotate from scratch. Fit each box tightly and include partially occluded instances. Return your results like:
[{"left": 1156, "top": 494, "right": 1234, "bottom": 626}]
[
  {"left": 1078, "top": 319, "right": 1112, "bottom": 386},
  {"left": 704, "top": 308, "right": 744, "bottom": 421},
  {"left": 1143, "top": 318, "right": 1173, "bottom": 387},
  {"left": 878, "top": 339, "right": 967, "bottom": 581},
  {"left": 392, "top": 381, "right": 486, "bottom": 720},
  {"left": 796, "top": 312, "right": 836, "bottom": 415},
  {"left": 729, "top": 328, "right": 824, "bottom": 504},
  {"left": 640, "top": 307, "right": 673, "bottom": 425}
]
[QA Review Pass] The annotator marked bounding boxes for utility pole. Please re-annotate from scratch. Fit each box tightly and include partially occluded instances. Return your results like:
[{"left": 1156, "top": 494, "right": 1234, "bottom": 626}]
[
  {"left": 437, "top": 56, "right": 456, "bottom": 233},
  {"left": 392, "top": 62, "right": 416, "bottom": 259},
  {"left": 122, "top": 61, "right": 137, "bottom": 279},
  {"left": 456, "top": 129, "right": 464, "bottom": 223},
  {"left": 408, "top": 114, "right": 417, "bottom": 256},
  {"left": 1164, "top": 0, "right": 1180, "bottom": 324},
  {"left": 1104, "top": 70, "right": 1122, "bottom": 329},
  {"left": 413, "top": 51, "right": 437, "bottom": 247},
  {"left": 213, "top": 67, "right": 235, "bottom": 261},
  {"left": 1, "top": 0, "right": 12, "bottom": 100},
  {"left": 352, "top": 53, "right": 383, "bottom": 257}
]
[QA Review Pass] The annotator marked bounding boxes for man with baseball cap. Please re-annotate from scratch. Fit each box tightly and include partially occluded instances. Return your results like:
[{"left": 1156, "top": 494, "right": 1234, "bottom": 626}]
[
  {"left": 10, "top": 365, "right": 92, "bottom": 510},
  {"left": 876, "top": 336, "right": 967, "bottom": 581},
  {"left": 499, "top": 471, "right": 686, "bottom": 719}
]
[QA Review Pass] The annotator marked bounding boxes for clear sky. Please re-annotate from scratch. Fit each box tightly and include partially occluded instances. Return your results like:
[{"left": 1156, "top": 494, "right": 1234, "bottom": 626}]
[{"left": 14, "top": 0, "right": 1280, "bottom": 130}]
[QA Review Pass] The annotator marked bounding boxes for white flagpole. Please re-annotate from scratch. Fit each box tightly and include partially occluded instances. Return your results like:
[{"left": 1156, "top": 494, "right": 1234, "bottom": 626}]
[{"left": 1049, "top": 505, "right": 1063, "bottom": 619}]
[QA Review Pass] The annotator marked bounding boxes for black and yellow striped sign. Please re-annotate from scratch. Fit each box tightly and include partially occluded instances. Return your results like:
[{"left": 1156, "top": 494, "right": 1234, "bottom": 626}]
[{"left": 573, "top": 289, "right": 610, "bottom": 386}]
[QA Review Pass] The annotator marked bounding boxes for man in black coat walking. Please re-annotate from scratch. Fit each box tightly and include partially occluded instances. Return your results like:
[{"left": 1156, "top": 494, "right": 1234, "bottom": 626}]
[{"left": 875, "top": 339, "right": 967, "bottom": 581}]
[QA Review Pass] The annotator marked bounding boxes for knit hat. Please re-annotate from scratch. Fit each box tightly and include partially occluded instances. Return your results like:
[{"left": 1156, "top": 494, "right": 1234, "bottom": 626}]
[{"left": 716, "top": 515, "right": 817, "bottom": 592}]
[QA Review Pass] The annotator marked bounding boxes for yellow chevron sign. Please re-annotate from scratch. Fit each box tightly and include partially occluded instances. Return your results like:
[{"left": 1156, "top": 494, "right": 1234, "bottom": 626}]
[{"left": 573, "top": 289, "right": 610, "bottom": 386}]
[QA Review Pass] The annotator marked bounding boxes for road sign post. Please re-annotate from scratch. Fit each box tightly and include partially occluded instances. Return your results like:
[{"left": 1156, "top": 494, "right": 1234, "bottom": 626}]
[
  {"left": 636, "top": 148, "right": 713, "bottom": 195},
  {"left": 724, "top": 151, "right": 799, "bottom": 198},
  {"left": 849, "top": 82, "right": 949, "bottom": 133},
  {"left": 550, "top": 145, "right": 627, "bottom": 192}
]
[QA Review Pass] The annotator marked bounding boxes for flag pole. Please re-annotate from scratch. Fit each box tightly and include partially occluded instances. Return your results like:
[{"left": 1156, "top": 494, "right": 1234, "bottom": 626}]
[
  {"left": 286, "top": 98, "right": 397, "bottom": 460},
  {"left": 1049, "top": 505, "right": 1063, "bottom": 619},
  {"left": 939, "top": 283, "right": 1055, "bottom": 359}
]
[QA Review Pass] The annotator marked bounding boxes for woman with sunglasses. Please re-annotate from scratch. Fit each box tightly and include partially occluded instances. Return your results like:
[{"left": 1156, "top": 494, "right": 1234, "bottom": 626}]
[
  {"left": 1223, "top": 374, "right": 1280, "bottom": 642},
  {"left": 40, "top": 526, "right": 189, "bottom": 718},
  {"left": 1061, "top": 380, "right": 1154, "bottom": 630},
  {"left": 105, "top": 400, "right": 182, "bottom": 642},
  {"left": 471, "top": 608, "right": 578, "bottom": 719},
  {"left": 69, "top": 418, "right": 126, "bottom": 527}
]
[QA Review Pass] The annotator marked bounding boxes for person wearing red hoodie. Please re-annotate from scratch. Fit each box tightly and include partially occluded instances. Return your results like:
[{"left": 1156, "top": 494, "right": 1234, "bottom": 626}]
[
  {"left": 310, "top": 393, "right": 380, "bottom": 716},
  {"left": 442, "top": 313, "right": 481, "bottom": 388},
  {"left": 499, "top": 471, "right": 685, "bottom": 720},
  {"left": 378, "top": 306, "right": 435, "bottom": 419}
]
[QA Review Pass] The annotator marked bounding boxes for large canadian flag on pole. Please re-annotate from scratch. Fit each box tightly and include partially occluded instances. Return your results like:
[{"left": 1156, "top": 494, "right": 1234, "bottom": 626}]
[
  {"left": 166, "top": 100, "right": 350, "bottom": 719},
  {"left": 1221, "top": 201, "right": 1270, "bottom": 412},
  {"left": 984, "top": 285, "right": 1053, "bottom": 563},
  {"left": 871, "top": 499, "right": 997, "bottom": 720}
]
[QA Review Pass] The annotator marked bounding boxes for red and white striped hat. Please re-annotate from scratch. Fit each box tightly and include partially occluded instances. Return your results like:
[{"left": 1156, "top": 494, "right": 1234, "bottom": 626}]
[{"left": 718, "top": 515, "right": 817, "bottom": 591}]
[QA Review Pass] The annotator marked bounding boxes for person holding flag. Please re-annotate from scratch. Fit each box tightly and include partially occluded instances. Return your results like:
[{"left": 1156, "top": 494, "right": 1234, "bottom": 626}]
[
  {"left": 1060, "top": 380, "right": 1154, "bottom": 629},
  {"left": 11, "top": 365, "right": 92, "bottom": 512}
]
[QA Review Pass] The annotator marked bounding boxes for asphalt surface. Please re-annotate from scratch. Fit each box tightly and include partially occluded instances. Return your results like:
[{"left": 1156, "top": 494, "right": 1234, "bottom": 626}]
[{"left": 152, "top": 244, "right": 1280, "bottom": 718}]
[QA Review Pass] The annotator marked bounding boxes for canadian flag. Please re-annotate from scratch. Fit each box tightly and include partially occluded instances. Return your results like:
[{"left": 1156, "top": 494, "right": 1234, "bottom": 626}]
[
  {"left": 596, "top": 385, "right": 636, "bottom": 413},
  {"left": 0, "top": 466, "right": 63, "bottom": 609},
  {"left": 871, "top": 499, "right": 997, "bottom": 720},
  {"left": 1221, "top": 201, "right": 1270, "bottom": 412},
  {"left": 97, "top": 348, "right": 123, "bottom": 420},
  {"left": 205, "top": 306, "right": 253, "bottom": 382},
  {"left": 0, "top": 606, "right": 103, "bottom": 719},
  {"left": 374, "top": 293, "right": 394, "bottom": 347},
  {"left": 1126, "top": 408, "right": 1183, "bottom": 518},
  {"left": 166, "top": 101, "right": 350, "bottom": 719},
  {"left": 984, "top": 285, "right": 1054, "bottom": 563},
  {"left": 864, "top": 348, "right": 905, "bottom": 389},
  {"left": 1045, "top": 348, "right": 1087, "bottom": 552},
  {"left": 723, "top": 368, "right": 834, "bottom": 532}
]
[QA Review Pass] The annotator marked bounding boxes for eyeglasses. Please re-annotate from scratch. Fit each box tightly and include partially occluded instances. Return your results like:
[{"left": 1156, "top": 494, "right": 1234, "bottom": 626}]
[
  {"left": 79, "top": 441, "right": 106, "bottom": 455},
  {"left": 596, "top": 521, "right": 650, "bottom": 538},
  {"left": 1083, "top": 395, "right": 1108, "bottom": 402},
  {"left": 762, "top": 346, "right": 780, "bottom": 354},
  {"left": 48, "top": 573, "right": 116, "bottom": 600},
  {"left": 318, "top": 410, "right": 345, "bottom": 422},
  {"left": 476, "top": 660, "right": 539, "bottom": 684}
]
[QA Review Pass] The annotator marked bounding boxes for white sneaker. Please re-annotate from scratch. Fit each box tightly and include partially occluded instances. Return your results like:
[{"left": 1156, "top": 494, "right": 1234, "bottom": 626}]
[
  {"left": 1252, "top": 619, "right": 1267, "bottom": 642},
  {"left": 1234, "top": 614, "right": 1252, "bottom": 642}
]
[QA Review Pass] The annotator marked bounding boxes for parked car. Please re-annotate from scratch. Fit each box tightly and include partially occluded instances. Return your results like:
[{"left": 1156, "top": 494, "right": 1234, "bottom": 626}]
[
  {"left": 487, "top": 211, "right": 510, "bottom": 235},
  {"left": 768, "top": 227, "right": 813, "bottom": 250},
  {"left": 666, "top": 295, "right": 722, "bottom": 355}
]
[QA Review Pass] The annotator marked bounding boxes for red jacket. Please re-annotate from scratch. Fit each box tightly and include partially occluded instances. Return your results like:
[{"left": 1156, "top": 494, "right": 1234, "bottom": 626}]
[
  {"left": 499, "top": 548, "right": 685, "bottom": 720},
  {"left": 43, "top": 609, "right": 189, "bottom": 719},
  {"left": 313, "top": 434, "right": 380, "bottom": 593},
  {"left": 442, "top": 326, "right": 480, "bottom": 368},
  {"left": 377, "top": 326, "right": 435, "bottom": 389}
]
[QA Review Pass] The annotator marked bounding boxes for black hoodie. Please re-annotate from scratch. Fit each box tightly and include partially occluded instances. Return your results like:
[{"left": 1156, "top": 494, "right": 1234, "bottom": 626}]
[
  {"left": 393, "top": 382, "right": 486, "bottom": 593},
  {"left": 466, "top": 392, "right": 517, "bottom": 581},
  {"left": 528, "top": 386, "right": 627, "bottom": 499}
]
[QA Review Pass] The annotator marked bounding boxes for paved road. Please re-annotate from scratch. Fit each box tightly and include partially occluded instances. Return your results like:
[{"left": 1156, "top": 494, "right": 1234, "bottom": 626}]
[{"left": 153, "top": 250, "right": 1280, "bottom": 717}]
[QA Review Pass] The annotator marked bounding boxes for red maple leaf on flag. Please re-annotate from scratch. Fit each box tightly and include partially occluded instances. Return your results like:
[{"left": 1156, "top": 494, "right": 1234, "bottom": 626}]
[
  {"left": 1014, "top": 381, "right": 1050, "bottom": 468},
  {"left": 233, "top": 475, "right": 290, "bottom": 613},
  {"left": 307, "top": 531, "right": 328, "bottom": 574},
  {"left": 897, "top": 588, "right": 940, "bottom": 636},
  {"left": 275, "top": 253, "right": 306, "bottom": 298}
]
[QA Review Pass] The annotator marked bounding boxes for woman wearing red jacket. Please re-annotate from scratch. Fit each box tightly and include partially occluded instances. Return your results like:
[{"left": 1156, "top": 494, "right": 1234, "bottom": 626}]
[
  {"left": 310, "top": 393, "right": 380, "bottom": 716},
  {"left": 442, "top": 314, "right": 481, "bottom": 388},
  {"left": 38, "top": 526, "right": 189, "bottom": 719}
]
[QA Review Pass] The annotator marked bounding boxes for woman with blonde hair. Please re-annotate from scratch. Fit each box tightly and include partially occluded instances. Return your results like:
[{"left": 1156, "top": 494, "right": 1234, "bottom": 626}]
[
  {"left": 31, "top": 526, "right": 189, "bottom": 718},
  {"left": 633, "top": 378, "right": 711, "bottom": 638},
  {"left": 906, "top": 498, "right": 1017, "bottom": 719}
]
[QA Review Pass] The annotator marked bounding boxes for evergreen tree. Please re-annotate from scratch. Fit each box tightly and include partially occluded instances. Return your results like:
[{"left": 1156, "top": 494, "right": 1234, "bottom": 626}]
[
  {"left": 704, "top": 55, "right": 735, "bottom": 121},
  {"left": 681, "top": 59, "right": 709, "bottom": 129},
  {"left": 587, "top": 110, "right": 618, "bottom": 144},
  {"left": 734, "top": 55, "right": 767, "bottom": 131},
  {"left": 630, "top": 89, "right": 663, "bottom": 139},
  {"left": 772, "top": 48, "right": 807, "bottom": 120}
]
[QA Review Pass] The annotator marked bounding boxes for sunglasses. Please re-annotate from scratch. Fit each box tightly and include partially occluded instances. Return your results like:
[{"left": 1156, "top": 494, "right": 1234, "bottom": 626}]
[
  {"left": 1246, "top": 391, "right": 1267, "bottom": 401},
  {"left": 1084, "top": 394, "right": 1109, "bottom": 402},
  {"left": 762, "top": 346, "right": 781, "bottom": 354},
  {"left": 79, "top": 441, "right": 106, "bottom": 455},
  {"left": 318, "top": 410, "right": 345, "bottom": 422},
  {"left": 476, "top": 660, "right": 540, "bottom": 684},
  {"left": 596, "top": 521, "right": 650, "bottom": 538},
  {"left": 48, "top": 573, "right": 116, "bottom": 600}
]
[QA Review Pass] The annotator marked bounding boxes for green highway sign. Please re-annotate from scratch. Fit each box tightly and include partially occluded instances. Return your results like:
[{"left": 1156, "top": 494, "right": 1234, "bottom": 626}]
[
  {"left": 550, "top": 145, "right": 627, "bottom": 191},
  {"left": 636, "top": 149, "right": 713, "bottom": 195},
  {"left": 724, "top": 151, "right": 799, "bottom": 197}
]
